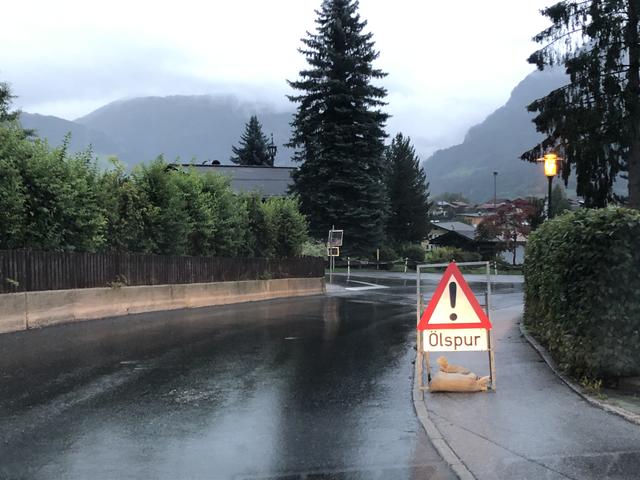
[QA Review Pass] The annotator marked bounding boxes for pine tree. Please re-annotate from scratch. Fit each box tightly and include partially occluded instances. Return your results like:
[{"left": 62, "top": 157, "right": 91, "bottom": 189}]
[
  {"left": 385, "top": 133, "right": 432, "bottom": 243},
  {"left": 0, "top": 82, "right": 18, "bottom": 123},
  {"left": 1, "top": 81, "right": 32, "bottom": 137},
  {"left": 288, "top": 0, "right": 389, "bottom": 255},
  {"left": 230, "top": 115, "right": 272, "bottom": 166},
  {"left": 521, "top": 0, "right": 640, "bottom": 208}
]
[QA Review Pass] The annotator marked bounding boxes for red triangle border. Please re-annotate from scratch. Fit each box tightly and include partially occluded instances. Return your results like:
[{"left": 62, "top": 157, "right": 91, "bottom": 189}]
[{"left": 417, "top": 262, "right": 492, "bottom": 330}]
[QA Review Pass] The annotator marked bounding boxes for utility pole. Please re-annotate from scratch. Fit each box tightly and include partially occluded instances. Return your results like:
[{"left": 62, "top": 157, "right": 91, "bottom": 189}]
[
  {"left": 267, "top": 133, "right": 277, "bottom": 166},
  {"left": 548, "top": 175, "right": 553, "bottom": 219},
  {"left": 493, "top": 171, "right": 498, "bottom": 209}
]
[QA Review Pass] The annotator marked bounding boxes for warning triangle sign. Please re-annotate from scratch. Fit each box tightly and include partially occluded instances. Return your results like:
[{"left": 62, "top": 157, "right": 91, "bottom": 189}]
[{"left": 418, "top": 262, "right": 492, "bottom": 331}]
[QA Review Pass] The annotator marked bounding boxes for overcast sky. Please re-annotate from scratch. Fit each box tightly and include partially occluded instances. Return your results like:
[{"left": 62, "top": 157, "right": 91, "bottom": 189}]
[{"left": 1, "top": 0, "right": 553, "bottom": 156}]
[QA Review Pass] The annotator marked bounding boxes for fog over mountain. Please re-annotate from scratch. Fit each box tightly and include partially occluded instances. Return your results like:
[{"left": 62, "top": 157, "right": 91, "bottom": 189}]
[
  {"left": 21, "top": 96, "right": 295, "bottom": 167},
  {"left": 20, "top": 69, "right": 576, "bottom": 202},
  {"left": 423, "top": 69, "right": 568, "bottom": 203},
  {"left": 19, "top": 112, "right": 122, "bottom": 159}
]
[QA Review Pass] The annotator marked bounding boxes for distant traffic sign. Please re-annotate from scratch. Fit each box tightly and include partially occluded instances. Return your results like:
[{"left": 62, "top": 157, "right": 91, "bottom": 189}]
[{"left": 328, "top": 229, "right": 343, "bottom": 247}]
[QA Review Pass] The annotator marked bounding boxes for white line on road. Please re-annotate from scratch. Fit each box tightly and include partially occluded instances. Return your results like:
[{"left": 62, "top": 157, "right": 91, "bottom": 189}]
[{"left": 345, "top": 280, "right": 388, "bottom": 291}]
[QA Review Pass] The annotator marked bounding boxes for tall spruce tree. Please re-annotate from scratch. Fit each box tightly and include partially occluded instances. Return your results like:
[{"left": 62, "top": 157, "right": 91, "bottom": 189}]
[
  {"left": 385, "top": 133, "right": 432, "bottom": 243},
  {"left": 521, "top": 0, "right": 640, "bottom": 208},
  {"left": 230, "top": 115, "right": 272, "bottom": 166},
  {"left": 288, "top": 0, "right": 389, "bottom": 255}
]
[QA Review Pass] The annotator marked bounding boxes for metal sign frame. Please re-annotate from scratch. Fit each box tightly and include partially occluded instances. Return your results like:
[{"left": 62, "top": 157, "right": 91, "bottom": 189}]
[
  {"left": 416, "top": 261, "right": 496, "bottom": 393},
  {"left": 328, "top": 229, "right": 344, "bottom": 247},
  {"left": 327, "top": 227, "right": 343, "bottom": 283}
]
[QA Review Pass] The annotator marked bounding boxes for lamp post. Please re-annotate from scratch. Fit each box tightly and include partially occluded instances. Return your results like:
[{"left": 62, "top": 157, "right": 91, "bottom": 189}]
[
  {"left": 493, "top": 171, "right": 498, "bottom": 209},
  {"left": 267, "top": 133, "right": 277, "bottom": 166},
  {"left": 543, "top": 153, "right": 559, "bottom": 219}
]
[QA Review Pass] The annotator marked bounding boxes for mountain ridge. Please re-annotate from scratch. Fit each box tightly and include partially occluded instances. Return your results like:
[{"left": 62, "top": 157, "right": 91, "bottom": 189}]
[
  {"left": 19, "top": 71, "right": 573, "bottom": 201},
  {"left": 423, "top": 68, "right": 568, "bottom": 202},
  {"left": 20, "top": 95, "right": 295, "bottom": 167},
  {"left": 74, "top": 95, "right": 295, "bottom": 166}
]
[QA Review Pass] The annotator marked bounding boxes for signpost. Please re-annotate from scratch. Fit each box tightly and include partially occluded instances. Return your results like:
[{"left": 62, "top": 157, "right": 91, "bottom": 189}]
[
  {"left": 327, "top": 228, "right": 343, "bottom": 282},
  {"left": 416, "top": 261, "right": 496, "bottom": 392}
]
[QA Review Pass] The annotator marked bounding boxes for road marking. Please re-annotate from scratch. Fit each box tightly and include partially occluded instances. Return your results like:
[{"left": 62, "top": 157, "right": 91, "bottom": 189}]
[{"left": 345, "top": 280, "right": 388, "bottom": 291}]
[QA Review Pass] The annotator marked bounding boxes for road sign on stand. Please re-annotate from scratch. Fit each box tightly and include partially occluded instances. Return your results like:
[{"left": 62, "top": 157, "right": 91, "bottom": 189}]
[
  {"left": 418, "top": 262, "right": 492, "bottom": 352},
  {"left": 416, "top": 261, "right": 496, "bottom": 392}
]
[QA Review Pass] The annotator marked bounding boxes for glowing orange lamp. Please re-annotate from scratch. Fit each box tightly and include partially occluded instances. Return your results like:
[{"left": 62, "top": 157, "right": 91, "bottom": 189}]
[
  {"left": 544, "top": 153, "right": 558, "bottom": 177},
  {"left": 542, "top": 153, "right": 559, "bottom": 218}
]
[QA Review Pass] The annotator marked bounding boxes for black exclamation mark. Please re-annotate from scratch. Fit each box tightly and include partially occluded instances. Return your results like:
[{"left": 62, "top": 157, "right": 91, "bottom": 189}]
[{"left": 449, "top": 282, "right": 457, "bottom": 321}]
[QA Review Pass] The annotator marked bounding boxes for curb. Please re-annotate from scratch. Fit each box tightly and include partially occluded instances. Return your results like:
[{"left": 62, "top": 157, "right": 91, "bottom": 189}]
[
  {"left": 412, "top": 355, "right": 476, "bottom": 480},
  {"left": 519, "top": 321, "right": 640, "bottom": 426}
]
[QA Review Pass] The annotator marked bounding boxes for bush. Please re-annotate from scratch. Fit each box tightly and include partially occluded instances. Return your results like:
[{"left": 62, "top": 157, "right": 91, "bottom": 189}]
[
  {"left": 426, "top": 247, "right": 481, "bottom": 264},
  {"left": 301, "top": 240, "right": 326, "bottom": 258},
  {"left": 263, "top": 196, "right": 308, "bottom": 257},
  {"left": 377, "top": 243, "right": 398, "bottom": 262},
  {"left": 0, "top": 124, "right": 311, "bottom": 259},
  {"left": 397, "top": 243, "right": 425, "bottom": 262},
  {"left": 524, "top": 207, "right": 640, "bottom": 380}
]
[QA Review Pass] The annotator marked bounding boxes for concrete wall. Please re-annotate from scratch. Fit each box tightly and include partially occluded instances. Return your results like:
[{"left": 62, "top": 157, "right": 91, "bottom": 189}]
[{"left": 0, "top": 277, "right": 325, "bottom": 334}]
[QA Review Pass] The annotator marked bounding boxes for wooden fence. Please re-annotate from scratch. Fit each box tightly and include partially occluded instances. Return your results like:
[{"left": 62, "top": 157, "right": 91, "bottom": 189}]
[{"left": 0, "top": 250, "right": 325, "bottom": 294}]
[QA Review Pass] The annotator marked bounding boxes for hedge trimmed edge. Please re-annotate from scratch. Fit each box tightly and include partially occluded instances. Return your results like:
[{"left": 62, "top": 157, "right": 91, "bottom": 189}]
[{"left": 523, "top": 207, "right": 640, "bottom": 380}]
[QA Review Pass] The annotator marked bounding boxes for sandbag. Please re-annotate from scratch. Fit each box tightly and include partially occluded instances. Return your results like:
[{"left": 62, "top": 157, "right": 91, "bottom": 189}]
[
  {"left": 437, "top": 356, "right": 471, "bottom": 375},
  {"left": 429, "top": 371, "right": 490, "bottom": 393}
]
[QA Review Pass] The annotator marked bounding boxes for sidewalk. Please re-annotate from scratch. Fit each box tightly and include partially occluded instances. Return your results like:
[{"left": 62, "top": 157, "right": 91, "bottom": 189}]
[{"left": 418, "top": 305, "right": 640, "bottom": 480}]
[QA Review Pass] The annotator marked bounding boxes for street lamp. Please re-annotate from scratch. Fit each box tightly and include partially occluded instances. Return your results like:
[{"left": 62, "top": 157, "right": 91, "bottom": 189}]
[
  {"left": 267, "top": 133, "right": 277, "bottom": 166},
  {"left": 543, "top": 153, "right": 559, "bottom": 219}
]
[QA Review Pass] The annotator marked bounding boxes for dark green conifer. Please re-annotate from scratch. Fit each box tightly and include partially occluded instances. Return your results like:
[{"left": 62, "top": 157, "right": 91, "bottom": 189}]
[
  {"left": 0, "top": 82, "right": 18, "bottom": 123},
  {"left": 385, "top": 133, "right": 432, "bottom": 243},
  {"left": 288, "top": 0, "right": 389, "bottom": 255},
  {"left": 522, "top": 0, "right": 640, "bottom": 208},
  {"left": 231, "top": 115, "right": 272, "bottom": 166}
]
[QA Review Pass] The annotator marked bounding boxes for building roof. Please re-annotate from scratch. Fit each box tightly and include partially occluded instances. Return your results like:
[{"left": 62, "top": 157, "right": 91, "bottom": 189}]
[
  {"left": 180, "top": 164, "right": 295, "bottom": 197},
  {"left": 431, "top": 229, "right": 501, "bottom": 245},
  {"left": 430, "top": 221, "right": 476, "bottom": 233},
  {"left": 448, "top": 229, "right": 477, "bottom": 240},
  {"left": 430, "top": 230, "right": 476, "bottom": 245}
]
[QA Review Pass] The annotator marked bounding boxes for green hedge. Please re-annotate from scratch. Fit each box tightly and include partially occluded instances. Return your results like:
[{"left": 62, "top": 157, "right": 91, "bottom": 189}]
[
  {"left": 524, "top": 207, "right": 640, "bottom": 379},
  {"left": 426, "top": 247, "right": 481, "bottom": 264}
]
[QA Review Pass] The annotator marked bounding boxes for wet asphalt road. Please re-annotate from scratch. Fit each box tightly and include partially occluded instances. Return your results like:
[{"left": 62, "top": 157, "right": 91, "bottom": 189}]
[{"left": 0, "top": 276, "right": 502, "bottom": 480}]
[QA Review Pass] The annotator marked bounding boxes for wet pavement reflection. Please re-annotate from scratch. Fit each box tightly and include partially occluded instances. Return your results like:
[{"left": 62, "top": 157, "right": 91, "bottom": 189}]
[{"left": 0, "top": 279, "right": 465, "bottom": 480}]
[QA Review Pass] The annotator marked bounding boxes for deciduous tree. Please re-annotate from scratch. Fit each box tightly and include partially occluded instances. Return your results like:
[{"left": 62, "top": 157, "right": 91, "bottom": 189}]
[{"left": 477, "top": 200, "right": 536, "bottom": 265}]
